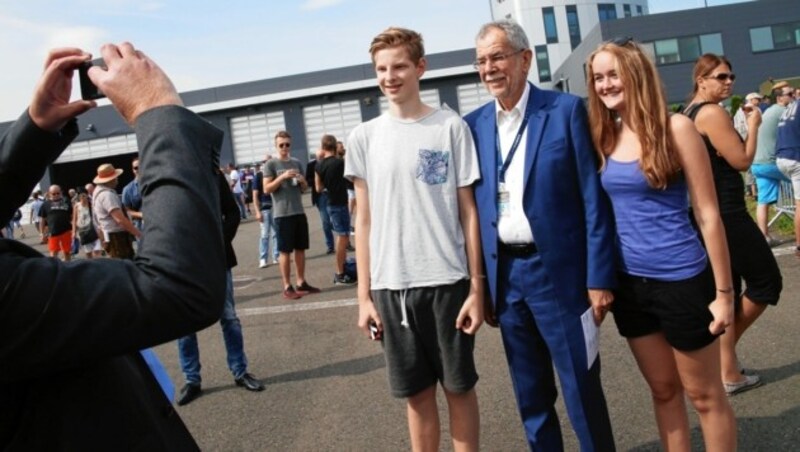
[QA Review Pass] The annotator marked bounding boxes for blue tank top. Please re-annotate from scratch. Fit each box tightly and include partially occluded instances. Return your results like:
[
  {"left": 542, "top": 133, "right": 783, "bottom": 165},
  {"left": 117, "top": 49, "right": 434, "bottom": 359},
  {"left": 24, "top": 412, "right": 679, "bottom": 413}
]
[{"left": 601, "top": 158, "right": 707, "bottom": 280}]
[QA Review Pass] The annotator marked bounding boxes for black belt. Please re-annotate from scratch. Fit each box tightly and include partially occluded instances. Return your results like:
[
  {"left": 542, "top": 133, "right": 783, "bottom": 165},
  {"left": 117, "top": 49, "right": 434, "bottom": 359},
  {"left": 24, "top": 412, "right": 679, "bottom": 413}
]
[{"left": 498, "top": 242, "right": 538, "bottom": 257}]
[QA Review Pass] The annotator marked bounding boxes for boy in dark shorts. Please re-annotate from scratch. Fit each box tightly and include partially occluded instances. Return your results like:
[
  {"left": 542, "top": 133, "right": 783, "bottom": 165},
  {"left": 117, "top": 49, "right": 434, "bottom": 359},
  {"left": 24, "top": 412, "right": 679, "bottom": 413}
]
[
  {"left": 344, "top": 27, "right": 485, "bottom": 451},
  {"left": 264, "top": 130, "right": 320, "bottom": 300}
]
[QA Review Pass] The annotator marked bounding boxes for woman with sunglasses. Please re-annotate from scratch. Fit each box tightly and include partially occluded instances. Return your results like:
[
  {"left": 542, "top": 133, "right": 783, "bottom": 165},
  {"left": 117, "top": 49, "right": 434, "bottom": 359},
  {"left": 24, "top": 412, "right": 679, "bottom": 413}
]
[
  {"left": 684, "top": 54, "right": 782, "bottom": 397},
  {"left": 587, "top": 39, "right": 736, "bottom": 451}
]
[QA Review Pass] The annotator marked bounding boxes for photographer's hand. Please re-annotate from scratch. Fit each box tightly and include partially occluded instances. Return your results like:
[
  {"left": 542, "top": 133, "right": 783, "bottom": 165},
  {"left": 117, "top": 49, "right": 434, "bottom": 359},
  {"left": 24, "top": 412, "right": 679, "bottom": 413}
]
[
  {"left": 29, "top": 48, "right": 96, "bottom": 132},
  {"left": 89, "top": 42, "right": 183, "bottom": 126}
]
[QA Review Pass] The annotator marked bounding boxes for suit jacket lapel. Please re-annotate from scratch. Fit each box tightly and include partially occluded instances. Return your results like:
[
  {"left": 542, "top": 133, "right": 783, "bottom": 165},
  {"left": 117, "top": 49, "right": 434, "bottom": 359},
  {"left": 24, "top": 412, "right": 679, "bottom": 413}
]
[
  {"left": 478, "top": 104, "right": 498, "bottom": 208},
  {"left": 523, "top": 84, "right": 548, "bottom": 191}
]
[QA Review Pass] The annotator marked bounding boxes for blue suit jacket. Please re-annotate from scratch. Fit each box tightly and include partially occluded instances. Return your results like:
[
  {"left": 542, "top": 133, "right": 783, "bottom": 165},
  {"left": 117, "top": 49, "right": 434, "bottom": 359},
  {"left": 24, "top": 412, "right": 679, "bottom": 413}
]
[{"left": 464, "top": 83, "right": 616, "bottom": 308}]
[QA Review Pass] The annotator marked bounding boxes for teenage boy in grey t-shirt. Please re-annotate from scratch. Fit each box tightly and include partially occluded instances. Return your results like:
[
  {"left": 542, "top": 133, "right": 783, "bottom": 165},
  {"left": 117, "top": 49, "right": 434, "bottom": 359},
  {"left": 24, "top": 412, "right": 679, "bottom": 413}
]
[
  {"left": 344, "top": 27, "right": 484, "bottom": 451},
  {"left": 264, "top": 130, "right": 320, "bottom": 299}
]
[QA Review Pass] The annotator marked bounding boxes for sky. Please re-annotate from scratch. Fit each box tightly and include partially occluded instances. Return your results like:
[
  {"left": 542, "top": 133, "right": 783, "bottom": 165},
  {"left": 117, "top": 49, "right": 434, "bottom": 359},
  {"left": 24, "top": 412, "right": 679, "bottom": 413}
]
[{"left": 0, "top": 0, "right": 752, "bottom": 122}]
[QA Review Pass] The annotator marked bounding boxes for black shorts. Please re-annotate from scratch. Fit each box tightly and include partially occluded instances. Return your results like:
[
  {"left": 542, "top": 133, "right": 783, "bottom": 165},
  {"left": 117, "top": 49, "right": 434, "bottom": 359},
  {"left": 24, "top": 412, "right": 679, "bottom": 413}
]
[
  {"left": 274, "top": 214, "right": 309, "bottom": 253},
  {"left": 371, "top": 279, "right": 478, "bottom": 398},
  {"left": 722, "top": 211, "right": 782, "bottom": 306},
  {"left": 612, "top": 265, "right": 718, "bottom": 351}
]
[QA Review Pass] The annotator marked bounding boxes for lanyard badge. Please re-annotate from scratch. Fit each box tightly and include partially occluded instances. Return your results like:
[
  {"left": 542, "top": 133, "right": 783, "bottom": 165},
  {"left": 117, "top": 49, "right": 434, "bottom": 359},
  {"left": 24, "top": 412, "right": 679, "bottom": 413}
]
[{"left": 496, "top": 109, "right": 531, "bottom": 218}]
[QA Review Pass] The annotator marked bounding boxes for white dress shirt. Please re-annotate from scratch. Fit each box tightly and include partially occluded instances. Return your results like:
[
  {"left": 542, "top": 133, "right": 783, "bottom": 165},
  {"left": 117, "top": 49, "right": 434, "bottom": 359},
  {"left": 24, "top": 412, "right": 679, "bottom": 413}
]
[{"left": 496, "top": 83, "right": 535, "bottom": 244}]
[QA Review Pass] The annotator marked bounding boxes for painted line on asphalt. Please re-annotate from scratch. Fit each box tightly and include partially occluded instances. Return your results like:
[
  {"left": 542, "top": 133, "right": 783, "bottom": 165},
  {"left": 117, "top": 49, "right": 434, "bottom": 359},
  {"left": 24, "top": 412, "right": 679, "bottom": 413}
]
[
  {"left": 773, "top": 245, "right": 798, "bottom": 257},
  {"left": 238, "top": 298, "right": 357, "bottom": 317}
]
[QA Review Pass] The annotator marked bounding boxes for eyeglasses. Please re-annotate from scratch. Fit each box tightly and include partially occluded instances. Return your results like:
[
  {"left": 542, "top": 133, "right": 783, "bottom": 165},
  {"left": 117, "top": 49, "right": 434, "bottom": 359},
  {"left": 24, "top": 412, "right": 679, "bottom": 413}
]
[
  {"left": 49, "top": 192, "right": 61, "bottom": 196},
  {"left": 473, "top": 49, "right": 525, "bottom": 70},
  {"left": 278, "top": 143, "right": 291, "bottom": 148},
  {"left": 705, "top": 72, "right": 736, "bottom": 82}
]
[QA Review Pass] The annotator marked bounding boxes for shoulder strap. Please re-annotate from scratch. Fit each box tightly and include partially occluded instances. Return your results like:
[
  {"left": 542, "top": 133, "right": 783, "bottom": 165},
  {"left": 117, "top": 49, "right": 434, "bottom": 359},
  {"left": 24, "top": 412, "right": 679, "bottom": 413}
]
[{"left": 683, "top": 102, "right": 714, "bottom": 121}]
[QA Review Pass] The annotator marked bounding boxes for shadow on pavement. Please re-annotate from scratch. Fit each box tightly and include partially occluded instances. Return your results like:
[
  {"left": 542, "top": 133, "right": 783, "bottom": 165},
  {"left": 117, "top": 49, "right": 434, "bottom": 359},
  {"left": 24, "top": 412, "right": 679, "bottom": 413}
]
[{"left": 263, "top": 353, "right": 385, "bottom": 385}]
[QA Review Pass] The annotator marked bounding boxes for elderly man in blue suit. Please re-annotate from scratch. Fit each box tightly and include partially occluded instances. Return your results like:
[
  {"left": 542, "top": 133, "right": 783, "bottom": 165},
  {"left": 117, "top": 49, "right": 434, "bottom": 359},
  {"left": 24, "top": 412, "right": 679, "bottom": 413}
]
[{"left": 464, "top": 21, "right": 617, "bottom": 451}]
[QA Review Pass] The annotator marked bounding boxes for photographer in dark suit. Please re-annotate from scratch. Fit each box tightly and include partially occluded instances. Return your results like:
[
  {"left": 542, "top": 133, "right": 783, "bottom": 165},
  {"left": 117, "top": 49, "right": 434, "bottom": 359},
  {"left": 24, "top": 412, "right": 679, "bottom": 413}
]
[{"left": 0, "top": 43, "right": 226, "bottom": 449}]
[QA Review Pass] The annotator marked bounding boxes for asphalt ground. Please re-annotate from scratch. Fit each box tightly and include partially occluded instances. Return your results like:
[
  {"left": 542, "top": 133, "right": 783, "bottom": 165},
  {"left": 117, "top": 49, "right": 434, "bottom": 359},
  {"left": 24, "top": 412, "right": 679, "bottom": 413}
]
[{"left": 14, "top": 195, "right": 800, "bottom": 450}]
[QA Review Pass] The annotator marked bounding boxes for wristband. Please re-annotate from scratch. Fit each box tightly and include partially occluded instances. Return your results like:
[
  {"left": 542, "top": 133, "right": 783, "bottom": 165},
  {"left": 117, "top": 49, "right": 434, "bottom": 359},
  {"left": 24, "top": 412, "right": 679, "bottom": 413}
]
[{"left": 717, "top": 287, "right": 733, "bottom": 294}]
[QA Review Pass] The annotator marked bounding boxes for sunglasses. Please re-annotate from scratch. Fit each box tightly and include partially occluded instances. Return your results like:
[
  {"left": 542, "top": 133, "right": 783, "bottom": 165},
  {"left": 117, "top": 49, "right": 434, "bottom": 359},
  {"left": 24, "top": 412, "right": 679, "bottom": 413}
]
[
  {"left": 705, "top": 72, "right": 736, "bottom": 82},
  {"left": 132, "top": 166, "right": 139, "bottom": 170},
  {"left": 278, "top": 143, "right": 291, "bottom": 148},
  {"left": 607, "top": 36, "right": 634, "bottom": 46}
]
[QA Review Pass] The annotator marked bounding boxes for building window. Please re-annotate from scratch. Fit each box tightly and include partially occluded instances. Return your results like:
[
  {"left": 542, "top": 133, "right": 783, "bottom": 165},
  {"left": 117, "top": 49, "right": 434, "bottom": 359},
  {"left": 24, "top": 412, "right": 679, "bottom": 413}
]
[
  {"left": 566, "top": 5, "right": 581, "bottom": 50},
  {"left": 535, "top": 45, "right": 552, "bottom": 82},
  {"left": 750, "top": 21, "right": 800, "bottom": 52},
  {"left": 598, "top": 4, "right": 617, "bottom": 22},
  {"left": 623, "top": 4, "right": 631, "bottom": 18},
  {"left": 636, "top": 5, "right": 643, "bottom": 15},
  {"left": 457, "top": 83, "right": 496, "bottom": 116},
  {"left": 652, "top": 33, "right": 723, "bottom": 65},
  {"left": 543, "top": 7, "right": 558, "bottom": 44}
]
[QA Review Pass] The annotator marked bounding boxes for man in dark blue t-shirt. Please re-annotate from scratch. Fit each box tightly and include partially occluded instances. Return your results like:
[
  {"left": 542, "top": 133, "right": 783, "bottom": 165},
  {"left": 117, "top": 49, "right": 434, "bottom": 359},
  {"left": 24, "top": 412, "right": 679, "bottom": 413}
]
[{"left": 775, "top": 97, "right": 800, "bottom": 255}]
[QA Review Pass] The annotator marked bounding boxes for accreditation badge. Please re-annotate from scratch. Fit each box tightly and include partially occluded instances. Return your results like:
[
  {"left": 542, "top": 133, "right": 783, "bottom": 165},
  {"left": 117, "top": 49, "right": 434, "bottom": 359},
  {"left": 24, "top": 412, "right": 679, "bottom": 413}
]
[{"left": 498, "top": 182, "right": 510, "bottom": 218}]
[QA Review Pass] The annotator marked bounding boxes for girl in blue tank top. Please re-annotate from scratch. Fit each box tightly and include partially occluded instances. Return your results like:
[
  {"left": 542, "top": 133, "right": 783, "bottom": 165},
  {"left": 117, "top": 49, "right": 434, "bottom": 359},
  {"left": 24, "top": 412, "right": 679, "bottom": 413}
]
[{"left": 586, "top": 39, "right": 737, "bottom": 450}]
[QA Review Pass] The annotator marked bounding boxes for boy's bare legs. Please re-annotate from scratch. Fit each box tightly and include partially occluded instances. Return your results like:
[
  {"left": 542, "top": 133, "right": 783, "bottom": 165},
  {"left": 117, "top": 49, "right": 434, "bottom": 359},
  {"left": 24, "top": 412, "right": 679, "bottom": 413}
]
[
  {"left": 444, "top": 387, "right": 479, "bottom": 452},
  {"left": 295, "top": 249, "right": 306, "bottom": 286},
  {"left": 279, "top": 251, "right": 292, "bottom": 288},
  {"left": 407, "top": 385, "right": 440, "bottom": 452}
]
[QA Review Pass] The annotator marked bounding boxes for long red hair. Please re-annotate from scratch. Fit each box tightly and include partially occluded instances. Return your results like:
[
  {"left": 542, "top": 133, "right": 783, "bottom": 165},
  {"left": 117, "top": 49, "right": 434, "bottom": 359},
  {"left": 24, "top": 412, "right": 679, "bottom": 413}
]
[{"left": 586, "top": 41, "right": 680, "bottom": 189}]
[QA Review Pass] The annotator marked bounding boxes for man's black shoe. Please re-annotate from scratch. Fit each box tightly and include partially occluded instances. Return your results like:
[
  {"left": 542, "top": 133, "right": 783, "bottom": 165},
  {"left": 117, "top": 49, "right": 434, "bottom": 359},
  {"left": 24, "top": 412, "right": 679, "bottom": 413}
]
[
  {"left": 235, "top": 373, "right": 265, "bottom": 392},
  {"left": 176, "top": 383, "right": 202, "bottom": 406}
]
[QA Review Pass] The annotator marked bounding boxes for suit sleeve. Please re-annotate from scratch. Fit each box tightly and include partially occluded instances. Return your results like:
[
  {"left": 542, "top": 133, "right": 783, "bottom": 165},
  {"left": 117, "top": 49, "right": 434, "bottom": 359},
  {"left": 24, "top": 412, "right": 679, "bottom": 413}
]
[
  {"left": 0, "top": 111, "right": 77, "bottom": 225},
  {"left": 0, "top": 106, "right": 227, "bottom": 382},
  {"left": 568, "top": 99, "right": 616, "bottom": 289}
]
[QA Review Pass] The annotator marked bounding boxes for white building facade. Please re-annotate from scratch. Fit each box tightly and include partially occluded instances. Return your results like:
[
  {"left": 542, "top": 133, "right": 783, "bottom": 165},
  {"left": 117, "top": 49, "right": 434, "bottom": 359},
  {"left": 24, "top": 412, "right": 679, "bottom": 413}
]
[{"left": 490, "top": 0, "right": 649, "bottom": 87}]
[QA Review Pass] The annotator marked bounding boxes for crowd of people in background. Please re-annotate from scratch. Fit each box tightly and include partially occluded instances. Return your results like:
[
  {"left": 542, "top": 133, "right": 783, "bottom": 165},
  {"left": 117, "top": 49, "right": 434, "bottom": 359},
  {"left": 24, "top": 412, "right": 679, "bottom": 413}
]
[{"left": 2, "top": 18, "right": 800, "bottom": 451}]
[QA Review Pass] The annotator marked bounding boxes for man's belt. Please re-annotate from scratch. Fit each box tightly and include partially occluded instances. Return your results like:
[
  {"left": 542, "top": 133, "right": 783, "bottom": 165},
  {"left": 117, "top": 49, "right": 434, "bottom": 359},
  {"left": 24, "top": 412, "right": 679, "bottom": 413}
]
[{"left": 498, "top": 242, "right": 538, "bottom": 257}]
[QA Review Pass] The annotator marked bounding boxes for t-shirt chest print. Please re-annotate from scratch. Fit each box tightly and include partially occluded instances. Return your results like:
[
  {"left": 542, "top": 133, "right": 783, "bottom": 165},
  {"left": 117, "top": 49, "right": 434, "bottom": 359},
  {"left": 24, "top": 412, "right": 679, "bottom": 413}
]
[{"left": 416, "top": 149, "right": 450, "bottom": 185}]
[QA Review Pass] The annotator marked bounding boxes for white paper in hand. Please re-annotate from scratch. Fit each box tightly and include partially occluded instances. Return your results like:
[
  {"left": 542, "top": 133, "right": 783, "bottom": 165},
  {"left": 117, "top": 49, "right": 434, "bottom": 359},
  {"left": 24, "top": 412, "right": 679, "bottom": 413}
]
[{"left": 581, "top": 307, "right": 599, "bottom": 370}]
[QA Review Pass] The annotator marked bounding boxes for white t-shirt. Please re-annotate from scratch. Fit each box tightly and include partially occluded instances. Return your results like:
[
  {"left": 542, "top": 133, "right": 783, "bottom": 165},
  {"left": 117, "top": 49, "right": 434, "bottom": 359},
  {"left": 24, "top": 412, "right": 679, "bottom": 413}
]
[
  {"left": 345, "top": 108, "right": 479, "bottom": 290},
  {"left": 229, "top": 169, "right": 243, "bottom": 194}
]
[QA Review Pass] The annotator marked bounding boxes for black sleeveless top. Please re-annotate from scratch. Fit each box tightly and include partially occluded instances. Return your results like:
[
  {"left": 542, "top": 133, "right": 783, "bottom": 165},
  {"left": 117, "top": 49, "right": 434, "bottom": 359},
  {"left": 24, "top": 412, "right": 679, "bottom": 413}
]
[{"left": 683, "top": 102, "right": 747, "bottom": 215}]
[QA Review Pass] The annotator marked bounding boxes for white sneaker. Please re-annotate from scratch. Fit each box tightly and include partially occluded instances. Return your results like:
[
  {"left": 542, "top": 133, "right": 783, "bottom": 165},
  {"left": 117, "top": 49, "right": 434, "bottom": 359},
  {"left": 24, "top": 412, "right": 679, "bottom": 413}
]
[
  {"left": 272, "top": 258, "right": 279, "bottom": 265},
  {"left": 259, "top": 259, "right": 268, "bottom": 268}
]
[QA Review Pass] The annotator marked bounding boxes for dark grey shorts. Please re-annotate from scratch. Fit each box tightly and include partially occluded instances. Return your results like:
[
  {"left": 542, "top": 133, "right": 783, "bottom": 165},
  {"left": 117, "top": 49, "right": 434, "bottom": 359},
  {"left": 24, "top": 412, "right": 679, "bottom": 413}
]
[{"left": 372, "top": 279, "right": 478, "bottom": 398}]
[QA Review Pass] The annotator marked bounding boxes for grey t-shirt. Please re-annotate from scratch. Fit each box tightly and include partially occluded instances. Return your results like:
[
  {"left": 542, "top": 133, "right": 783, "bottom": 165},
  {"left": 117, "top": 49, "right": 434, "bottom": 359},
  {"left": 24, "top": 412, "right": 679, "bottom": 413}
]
[
  {"left": 345, "top": 108, "right": 480, "bottom": 290},
  {"left": 265, "top": 157, "right": 305, "bottom": 218},
  {"left": 755, "top": 104, "right": 788, "bottom": 164}
]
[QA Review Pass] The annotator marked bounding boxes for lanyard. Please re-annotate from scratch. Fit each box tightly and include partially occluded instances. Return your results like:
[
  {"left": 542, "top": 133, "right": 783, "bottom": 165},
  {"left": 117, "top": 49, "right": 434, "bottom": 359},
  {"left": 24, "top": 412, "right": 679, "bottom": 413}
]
[{"left": 496, "top": 107, "right": 532, "bottom": 183}]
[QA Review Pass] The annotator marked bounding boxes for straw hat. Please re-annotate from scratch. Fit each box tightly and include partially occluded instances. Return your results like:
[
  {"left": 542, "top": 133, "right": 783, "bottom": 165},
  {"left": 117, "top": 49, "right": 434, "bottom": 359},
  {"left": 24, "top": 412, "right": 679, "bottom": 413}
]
[{"left": 93, "top": 163, "right": 124, "bottom": 184}]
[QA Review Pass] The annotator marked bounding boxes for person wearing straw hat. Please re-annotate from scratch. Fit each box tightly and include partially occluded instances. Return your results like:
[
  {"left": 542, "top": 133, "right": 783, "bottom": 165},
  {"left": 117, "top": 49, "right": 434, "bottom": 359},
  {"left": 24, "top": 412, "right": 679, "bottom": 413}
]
[{"left": 92, "top": 162, "right": 141, "bottom": 259}]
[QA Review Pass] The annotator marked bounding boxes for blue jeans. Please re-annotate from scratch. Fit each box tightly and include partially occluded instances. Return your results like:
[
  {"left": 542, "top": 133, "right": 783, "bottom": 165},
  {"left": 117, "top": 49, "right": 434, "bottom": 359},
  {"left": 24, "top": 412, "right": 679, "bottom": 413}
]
[
  {"left": 177, "top": 269, "right": 248, "bottom": 383},
  {"left": 259, "top": 209, "right": 279, "bottom": 261},
  {"left": 233, "top": 192, "right": 247, "bottom": 219},
  {"left": 327, "top": 204, "right": 351, "bottom": 236},
  {"left": 317, "top": 192, "right": 334, "bottom": 251}
]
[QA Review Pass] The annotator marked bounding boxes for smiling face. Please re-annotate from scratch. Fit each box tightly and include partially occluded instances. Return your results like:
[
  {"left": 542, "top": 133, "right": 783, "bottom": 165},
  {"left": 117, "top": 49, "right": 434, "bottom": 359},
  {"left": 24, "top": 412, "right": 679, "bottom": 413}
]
[
  {"left": 592, "top": 50, "right": 625, "bottom": 114},
  {"left": 373, "top": 46, "right": 425, "bottom": 107},
  {"left": 475, "top": 27, "right": 531, "bottom": 111}
]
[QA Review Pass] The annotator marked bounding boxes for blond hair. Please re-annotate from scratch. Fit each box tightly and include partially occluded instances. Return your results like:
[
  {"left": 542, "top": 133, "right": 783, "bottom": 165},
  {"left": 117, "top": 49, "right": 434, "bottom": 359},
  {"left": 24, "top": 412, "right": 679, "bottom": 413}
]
[{"left": 369, "top": 27, "right": 424, "bottom": 64}]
